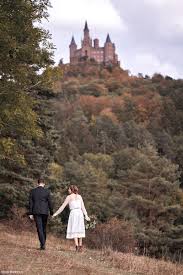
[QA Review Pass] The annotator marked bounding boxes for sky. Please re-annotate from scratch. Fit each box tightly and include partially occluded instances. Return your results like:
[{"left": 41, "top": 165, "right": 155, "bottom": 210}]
[{"left": 43, "top": 0, "right": 183, "bottom": 79}]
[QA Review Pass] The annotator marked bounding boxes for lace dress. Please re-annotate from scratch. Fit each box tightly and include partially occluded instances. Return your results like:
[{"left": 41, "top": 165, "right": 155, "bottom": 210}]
[
  {"left": 53, "top": 194, "right": 88, "bottom": 239},
  {"left": 67, "top": 198, "right": 85, "bottom": 239}
]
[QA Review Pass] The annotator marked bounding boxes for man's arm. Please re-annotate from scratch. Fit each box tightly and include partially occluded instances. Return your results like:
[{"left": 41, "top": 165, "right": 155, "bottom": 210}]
[
  {"left": 48, "top": 191, "right": 53, "bottom": 216},
  {"left": 29, "top": 190, "right": 34, "bottom": 220},
  {"left": 29, "top": 190, "right": 33, "bottom": 215}
]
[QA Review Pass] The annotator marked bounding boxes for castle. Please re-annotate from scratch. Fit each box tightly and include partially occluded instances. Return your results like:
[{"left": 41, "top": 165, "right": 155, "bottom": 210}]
[{"left": 69, "top": 21, "right": 120, "bottom": 65}]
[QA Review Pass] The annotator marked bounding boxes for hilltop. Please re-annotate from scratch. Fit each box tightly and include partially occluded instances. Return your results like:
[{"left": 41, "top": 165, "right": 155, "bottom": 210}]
[{"left": 60, "top": 62, "right": 129, "bottom": 79}]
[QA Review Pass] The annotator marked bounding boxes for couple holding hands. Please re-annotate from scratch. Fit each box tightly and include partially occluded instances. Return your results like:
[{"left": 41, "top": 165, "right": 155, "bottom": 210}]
[{"left": 29, "top": 179, "right": 90, "bottom": 251}]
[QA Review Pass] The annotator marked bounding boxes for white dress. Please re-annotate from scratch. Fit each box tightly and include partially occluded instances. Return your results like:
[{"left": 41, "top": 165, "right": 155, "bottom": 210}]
[
  {"left": 53, "top": 194, "right": 88, "bottom": 239},
  {"left": 67, "top": 198, "right": 85, "bottom": 239}
]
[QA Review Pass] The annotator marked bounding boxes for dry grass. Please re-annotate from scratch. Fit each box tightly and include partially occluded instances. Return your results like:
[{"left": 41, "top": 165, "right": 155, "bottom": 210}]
[
  {"left": 0, "top": 222, "right": 183, "bottom": 275},
  {"left": 101, "top": 249, "right": 183, "bottom": 275}
]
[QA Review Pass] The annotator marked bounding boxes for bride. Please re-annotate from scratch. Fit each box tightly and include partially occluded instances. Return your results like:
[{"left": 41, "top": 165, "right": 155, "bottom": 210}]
[{"left": 52, "top": 185, "right": 90, "bottom": 251}]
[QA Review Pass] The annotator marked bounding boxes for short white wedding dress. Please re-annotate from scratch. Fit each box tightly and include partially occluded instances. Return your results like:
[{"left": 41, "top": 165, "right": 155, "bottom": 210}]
[
  {"left": 67, "top": 197, "right": 85, "bottom": 239},
  {"left": 53, "top": 194, "right": 88, "bottom": 239}
]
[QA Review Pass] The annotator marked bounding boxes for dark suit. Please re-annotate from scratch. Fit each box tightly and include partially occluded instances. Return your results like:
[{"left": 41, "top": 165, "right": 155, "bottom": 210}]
[{"left": 29, "top": 186, "right": 53, "bottom": 248}]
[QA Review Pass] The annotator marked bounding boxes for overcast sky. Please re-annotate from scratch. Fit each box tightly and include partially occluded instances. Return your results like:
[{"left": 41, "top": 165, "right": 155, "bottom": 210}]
[{"left": 43, "top": 0, "right": 183, "bottom": 79}]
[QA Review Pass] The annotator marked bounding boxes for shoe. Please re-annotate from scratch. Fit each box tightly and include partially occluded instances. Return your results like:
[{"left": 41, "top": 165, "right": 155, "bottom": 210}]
[
  {"left": 40, "top": 245, "right": 45, "bottom": 250},
  {"left": 78, "top": 246, "right": 83, "bottom": 252}
]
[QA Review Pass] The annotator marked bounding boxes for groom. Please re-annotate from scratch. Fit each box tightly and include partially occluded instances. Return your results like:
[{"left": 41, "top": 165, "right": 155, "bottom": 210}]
[{"left": 29, "top": 178, "right": 53, "bottom": 250}]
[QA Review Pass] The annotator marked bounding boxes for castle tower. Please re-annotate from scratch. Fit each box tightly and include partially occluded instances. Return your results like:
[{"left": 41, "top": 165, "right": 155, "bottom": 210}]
[
  {"left": 69, "top": 36, "right": 77, "bottom": 63},
  {"left": 94, "top": 38, "right": 99, "bottom": 48},
  {"left": 104, "top": 34, "right": 115, "bottom": 64},
  {"left": 82, "top": 21, "right": 92, "bottom": 48}
]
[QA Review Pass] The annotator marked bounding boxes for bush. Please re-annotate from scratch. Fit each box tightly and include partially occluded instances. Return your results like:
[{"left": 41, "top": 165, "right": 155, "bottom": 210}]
[
  {"left": 0, "top": 184, "right": 20, "bottom": 218},
  {"left": 86, "top": 218, "right": 135, "bottom": 253},
  {"left": 79, "top": 82, "right": 107, "bottom": 97}
]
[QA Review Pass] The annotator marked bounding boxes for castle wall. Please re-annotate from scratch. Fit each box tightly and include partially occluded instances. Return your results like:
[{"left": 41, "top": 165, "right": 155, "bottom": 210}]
[
  {"left": 71, "top": 45, "right": 118, "bottom": 64},
  {"left": 90, "top": 47, "right": 104, "bottom": 63},
  {"left": 81, "top": 46, "right": 92, "bottom": 58}
]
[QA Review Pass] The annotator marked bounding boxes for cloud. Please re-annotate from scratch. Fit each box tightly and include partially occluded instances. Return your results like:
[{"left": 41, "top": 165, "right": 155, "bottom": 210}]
[
  {"left": 132, "top": 53, "right": 181, "bottom": 79},
  {"left": 47, "top": 0, "right": 126, "bottom": 31},
  {"left": 144, "top": 0, "right": 170, "bottom": 6},
  {"left": 111, "top": 0, "right": 183, "bottom": 78}
]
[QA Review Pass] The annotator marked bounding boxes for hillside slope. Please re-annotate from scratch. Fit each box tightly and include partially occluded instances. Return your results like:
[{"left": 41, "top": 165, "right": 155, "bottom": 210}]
[
  {"left": 0, "top": 223, "right": 183, "bottom": 275},
  {"left": 1, "top": 63, "right": 183, "bottom": 262}
]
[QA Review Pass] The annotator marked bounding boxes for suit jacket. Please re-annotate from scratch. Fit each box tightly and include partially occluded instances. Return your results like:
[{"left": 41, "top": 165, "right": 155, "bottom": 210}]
[{"left": 29, "top": 186, "right": 53, "bottom": 216}]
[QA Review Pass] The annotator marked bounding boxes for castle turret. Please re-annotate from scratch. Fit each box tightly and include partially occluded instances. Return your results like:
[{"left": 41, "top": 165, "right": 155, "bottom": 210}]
[
  {"left": 94, "top": 38, "right": 99, "bottom": 48},
  {"left": 84, "top": 21, "right": 89, "bottom": 32},
  {"left": 104, "top": 33, "right": 115, "bottom": 64},
  {"left": 106, "top": 34, "right": 112, "bottom": 43},
  {"left": 82, "top": 21, "right": 92, "bottom": 47},
  {"left": 69, "top": 36, "right": 77, "bottom": 63},
  {"left": 70, "top": 36, "right": 77, "bottom": 48}
]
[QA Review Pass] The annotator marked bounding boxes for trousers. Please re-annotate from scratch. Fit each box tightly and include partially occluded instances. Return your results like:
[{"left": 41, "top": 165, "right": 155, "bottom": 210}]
[{"left": 34, "top": 214, "right": 48, "bottom": 248}]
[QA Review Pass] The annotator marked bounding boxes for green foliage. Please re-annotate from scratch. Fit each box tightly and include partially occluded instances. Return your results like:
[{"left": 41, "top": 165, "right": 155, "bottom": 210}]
[
  {"left": 0, "top": 0, "right": 54, "bottom": 216},
  {"left": 0, "top": 0, "right": 53, "bottom": 85},
  {"left": 83, "top": 153, "right": 114, "bottom": 176},
  {"left": 79, "top": 82, "right": 108, "bottom": 97}
]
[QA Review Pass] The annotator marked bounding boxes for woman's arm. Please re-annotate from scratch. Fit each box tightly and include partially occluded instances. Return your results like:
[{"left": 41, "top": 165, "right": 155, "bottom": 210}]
[
  {"left": 80, "top": 196, "right": 90, "bottom": 220},
  {"left": 52, "top": 196, "right": 70, "bottom": 217}
]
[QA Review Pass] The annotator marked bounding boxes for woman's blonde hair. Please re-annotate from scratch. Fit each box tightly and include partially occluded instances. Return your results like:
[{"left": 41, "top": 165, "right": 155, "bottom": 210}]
[{"left": 69, "top": 185, "right": 79, "bottom": 194}]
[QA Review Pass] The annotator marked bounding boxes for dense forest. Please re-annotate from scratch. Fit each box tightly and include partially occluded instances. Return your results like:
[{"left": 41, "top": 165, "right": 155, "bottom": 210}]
[{"left": 1, "top": 0, "right": 183, "bottom": 262}]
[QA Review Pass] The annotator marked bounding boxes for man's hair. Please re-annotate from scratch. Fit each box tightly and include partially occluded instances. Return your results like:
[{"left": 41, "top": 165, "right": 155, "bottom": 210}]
[{"left": 38, "top": 178, "right": 44, "bottom": 184}]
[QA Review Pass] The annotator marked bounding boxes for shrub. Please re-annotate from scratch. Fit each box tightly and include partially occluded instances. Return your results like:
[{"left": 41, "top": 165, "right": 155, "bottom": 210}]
[
  {"left": 86, "top": 218, "right": 135, "bottom": 253},
  {"left": 79, "top": 82, "right": 107, "bottom": 97}
]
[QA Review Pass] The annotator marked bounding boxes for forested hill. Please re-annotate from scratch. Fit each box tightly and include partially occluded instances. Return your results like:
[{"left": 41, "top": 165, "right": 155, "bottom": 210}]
[
  {"left": 1, "top": 55, "right": 183, "bottom": 259},
  {"left": 49, "top": 62, "right": 183, "bottom": 260}
]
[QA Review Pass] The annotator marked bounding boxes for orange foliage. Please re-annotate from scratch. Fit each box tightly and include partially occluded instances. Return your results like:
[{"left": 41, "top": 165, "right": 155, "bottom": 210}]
[
  {"left": 78, "top": 95, "right": 124, "bottom": 117},
  {"left": 100, "top": 108, "right": 118, "bottom": 124},
  {"left": 133, "top": 93, "right": 162, "bottom": 124}
]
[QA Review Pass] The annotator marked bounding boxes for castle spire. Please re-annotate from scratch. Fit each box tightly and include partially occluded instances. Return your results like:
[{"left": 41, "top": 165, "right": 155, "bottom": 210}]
[
  {"left": 84, "top": 21, "right": 89, "bottom": 32},
  {"left": 70, "top": 35, "right": 76, "bottom": 45},
  {"left": 106, "top": 33, "right": 112, "bottom": 43}
]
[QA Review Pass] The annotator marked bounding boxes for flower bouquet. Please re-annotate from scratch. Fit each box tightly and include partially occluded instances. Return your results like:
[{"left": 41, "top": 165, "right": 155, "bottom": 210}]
[{"left": 85, "top": 215, "right": 97, "bottom": 230}]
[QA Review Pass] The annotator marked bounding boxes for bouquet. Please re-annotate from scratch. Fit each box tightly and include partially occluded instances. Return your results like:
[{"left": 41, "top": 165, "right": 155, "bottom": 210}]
[{"left": 85, "top": 215, "right": 97, "bottom": 230}]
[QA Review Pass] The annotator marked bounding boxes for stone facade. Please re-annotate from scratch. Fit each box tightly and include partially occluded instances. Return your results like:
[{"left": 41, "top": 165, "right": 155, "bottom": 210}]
[{"left": 69, "top": 21, "right": 120, "bottom": 65}]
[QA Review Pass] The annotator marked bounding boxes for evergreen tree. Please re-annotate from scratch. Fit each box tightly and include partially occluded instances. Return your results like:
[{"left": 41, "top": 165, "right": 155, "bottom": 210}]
[{"left": 0, "top": 0, "right": 54, "bottom": 216}]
